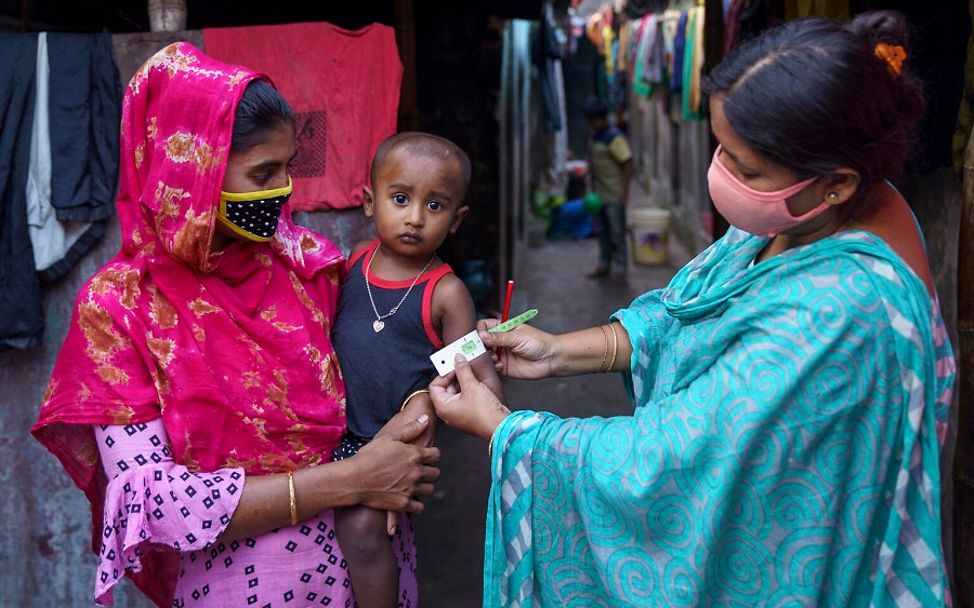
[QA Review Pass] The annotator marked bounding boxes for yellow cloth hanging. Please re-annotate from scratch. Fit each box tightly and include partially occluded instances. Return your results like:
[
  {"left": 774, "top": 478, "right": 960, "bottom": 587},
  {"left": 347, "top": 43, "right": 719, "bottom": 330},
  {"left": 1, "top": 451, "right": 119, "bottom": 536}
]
[{"left": 603, "top": 24, "right": 615, "bottom": 74}]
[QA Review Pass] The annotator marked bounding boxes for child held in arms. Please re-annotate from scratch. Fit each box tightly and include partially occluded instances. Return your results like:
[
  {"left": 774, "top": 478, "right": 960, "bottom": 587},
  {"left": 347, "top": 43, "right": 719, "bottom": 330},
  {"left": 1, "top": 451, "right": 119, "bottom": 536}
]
[{"left": 331, "top": 132, "right": 504, "bottom": 608}]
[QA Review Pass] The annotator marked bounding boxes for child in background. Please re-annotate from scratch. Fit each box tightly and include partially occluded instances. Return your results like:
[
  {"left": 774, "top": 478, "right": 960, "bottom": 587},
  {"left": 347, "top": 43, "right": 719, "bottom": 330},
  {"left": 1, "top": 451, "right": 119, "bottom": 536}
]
[
  {"left": 331, "top": 132, "right": 505, "bottom": 607},
  {"left": 584, "top": 96, "right": 634, "bottom": 282}
]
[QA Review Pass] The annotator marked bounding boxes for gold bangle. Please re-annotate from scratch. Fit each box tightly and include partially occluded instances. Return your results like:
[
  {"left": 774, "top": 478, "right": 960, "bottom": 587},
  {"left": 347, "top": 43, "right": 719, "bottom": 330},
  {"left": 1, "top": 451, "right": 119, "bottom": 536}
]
[
  {"left": 488, "top": 430, "right": 496, "bottom": 460},
  {"left": 287, "top": 471, "right": 298, "bottom": 526},
  {"left": 597, "top": 324, "right": 609, "bottom": 373},
  {"left": 400, "top": 388, "right": 430, "bottom": 412},
  {"left": 606, "top": 323, "right": 619, "bottom": 373}
]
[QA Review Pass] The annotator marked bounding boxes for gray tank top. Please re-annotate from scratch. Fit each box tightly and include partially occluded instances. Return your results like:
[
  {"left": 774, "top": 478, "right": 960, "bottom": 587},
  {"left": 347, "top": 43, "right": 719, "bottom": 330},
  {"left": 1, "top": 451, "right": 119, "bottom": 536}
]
[{"left": 332, "top": 240, "right": 452, "bottom": 438}]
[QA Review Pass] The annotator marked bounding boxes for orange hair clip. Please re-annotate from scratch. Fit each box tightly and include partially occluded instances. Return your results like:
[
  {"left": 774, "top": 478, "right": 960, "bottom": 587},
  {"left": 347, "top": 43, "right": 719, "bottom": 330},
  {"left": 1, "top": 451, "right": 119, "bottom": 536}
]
[{"left": 874, "top": 42, "right": 907, "bottom": 78}]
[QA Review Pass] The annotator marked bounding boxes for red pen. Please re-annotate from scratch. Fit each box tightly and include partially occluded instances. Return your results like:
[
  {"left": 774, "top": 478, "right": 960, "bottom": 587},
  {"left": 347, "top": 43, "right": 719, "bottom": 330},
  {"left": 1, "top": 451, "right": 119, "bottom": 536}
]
[{"left": 496, "top": 280, "right": 515, "bottom": 356}]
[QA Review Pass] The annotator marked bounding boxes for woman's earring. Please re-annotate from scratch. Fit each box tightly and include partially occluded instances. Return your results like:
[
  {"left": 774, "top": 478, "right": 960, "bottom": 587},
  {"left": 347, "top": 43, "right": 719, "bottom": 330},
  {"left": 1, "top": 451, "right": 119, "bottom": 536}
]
[{"left": 828, "top": 191, "right": 839, "bottom": 201}]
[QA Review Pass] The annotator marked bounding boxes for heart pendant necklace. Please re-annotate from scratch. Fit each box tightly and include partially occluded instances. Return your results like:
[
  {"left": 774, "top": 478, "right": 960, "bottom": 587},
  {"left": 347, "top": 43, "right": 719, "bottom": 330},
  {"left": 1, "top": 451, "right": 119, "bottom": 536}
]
[{"left": 364, "top": 244, "right": 435, "bottom": 333}]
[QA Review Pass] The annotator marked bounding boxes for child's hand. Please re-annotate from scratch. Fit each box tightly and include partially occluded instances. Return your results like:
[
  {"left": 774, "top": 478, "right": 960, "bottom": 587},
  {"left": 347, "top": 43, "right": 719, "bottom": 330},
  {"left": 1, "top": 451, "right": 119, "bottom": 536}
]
[
  {"left": 478, "top": 319, "right": 557, "bottom": 380},
  {"left": 387, "top": 510, "right": 399, "bottom": 536}
]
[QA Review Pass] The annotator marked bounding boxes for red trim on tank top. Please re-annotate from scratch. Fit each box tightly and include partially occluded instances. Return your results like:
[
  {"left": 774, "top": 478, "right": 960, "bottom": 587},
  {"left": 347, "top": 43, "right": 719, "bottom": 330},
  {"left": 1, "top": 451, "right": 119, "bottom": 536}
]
[
  {"left": 421, "top": 265, "right": 453, "bottom": 348},
  {"left": 346, "top": 240, "right": 373, "bottom": 270},
  {"left": 359, "top": 239, "right": 449, "bottom": 289}
]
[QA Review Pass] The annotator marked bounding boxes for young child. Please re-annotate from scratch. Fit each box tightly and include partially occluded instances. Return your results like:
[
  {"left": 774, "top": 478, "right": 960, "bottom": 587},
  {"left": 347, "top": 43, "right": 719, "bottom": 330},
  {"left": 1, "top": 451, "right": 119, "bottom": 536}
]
[
  {"left": 583, "top": 96, "right": 633, "bottom": 282},
  {"left": 331, "top": 132, "right": 504, "bottom": 607}
]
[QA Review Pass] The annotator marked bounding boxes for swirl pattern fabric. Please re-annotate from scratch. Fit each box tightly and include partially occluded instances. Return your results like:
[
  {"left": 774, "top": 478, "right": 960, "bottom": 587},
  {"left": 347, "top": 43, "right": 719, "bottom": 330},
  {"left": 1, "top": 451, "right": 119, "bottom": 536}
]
[{"left": 486, "top": 228, "right": 954, "bottom": 607}]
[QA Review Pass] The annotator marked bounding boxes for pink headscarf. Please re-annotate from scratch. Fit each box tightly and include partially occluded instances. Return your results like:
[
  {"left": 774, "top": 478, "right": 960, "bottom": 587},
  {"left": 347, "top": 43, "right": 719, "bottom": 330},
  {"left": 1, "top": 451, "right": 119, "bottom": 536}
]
[{"left": 32, "top": 43, "right": 347, "bottom": 605}]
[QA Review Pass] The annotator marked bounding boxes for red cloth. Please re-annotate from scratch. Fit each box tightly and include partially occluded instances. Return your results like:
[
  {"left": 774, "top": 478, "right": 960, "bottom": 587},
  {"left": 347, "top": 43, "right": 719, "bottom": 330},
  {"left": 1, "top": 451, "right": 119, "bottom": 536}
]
[
  {"left": 32, "top": 43, "right": 348, "bottom": 607},
  {"left": 204, "top": 22, "right": 402, "bottom": 211}
]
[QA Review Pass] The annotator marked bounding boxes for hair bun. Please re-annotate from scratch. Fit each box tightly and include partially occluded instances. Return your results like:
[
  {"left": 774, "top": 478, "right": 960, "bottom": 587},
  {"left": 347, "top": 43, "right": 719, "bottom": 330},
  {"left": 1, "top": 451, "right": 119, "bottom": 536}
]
[{"left": 847, "top": 10, "right": 911, "bottom": 48}]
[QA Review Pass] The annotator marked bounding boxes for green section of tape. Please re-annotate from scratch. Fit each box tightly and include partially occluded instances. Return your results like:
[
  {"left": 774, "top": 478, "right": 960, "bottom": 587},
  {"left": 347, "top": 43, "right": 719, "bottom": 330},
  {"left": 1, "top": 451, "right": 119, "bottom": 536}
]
[{"left": 488, "top": 309, "right": 539, "bottom": 333}]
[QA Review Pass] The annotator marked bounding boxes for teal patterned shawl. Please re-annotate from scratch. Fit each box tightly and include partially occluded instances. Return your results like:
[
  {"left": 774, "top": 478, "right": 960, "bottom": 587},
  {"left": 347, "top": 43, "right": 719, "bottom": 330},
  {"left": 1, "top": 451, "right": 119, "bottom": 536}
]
[{"left": 485, "top": 228, "right": 954, "bottom": 607}]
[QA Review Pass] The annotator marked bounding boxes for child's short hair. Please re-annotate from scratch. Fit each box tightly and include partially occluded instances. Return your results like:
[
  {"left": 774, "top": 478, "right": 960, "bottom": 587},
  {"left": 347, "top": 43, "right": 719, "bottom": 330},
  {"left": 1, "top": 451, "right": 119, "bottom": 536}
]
[
  {"left": 582, "top": 96, "right": 608, "bottom": 120},
  {"left": 370, "top": 132, "right": 472, "bottom": 200}
]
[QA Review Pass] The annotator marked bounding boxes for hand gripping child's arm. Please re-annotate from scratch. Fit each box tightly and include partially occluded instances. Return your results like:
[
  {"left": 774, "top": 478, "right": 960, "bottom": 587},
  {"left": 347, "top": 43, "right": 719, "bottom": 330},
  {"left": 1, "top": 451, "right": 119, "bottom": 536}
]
[{"left": 432, "top": 273, "right": 506, "bottom": 402}]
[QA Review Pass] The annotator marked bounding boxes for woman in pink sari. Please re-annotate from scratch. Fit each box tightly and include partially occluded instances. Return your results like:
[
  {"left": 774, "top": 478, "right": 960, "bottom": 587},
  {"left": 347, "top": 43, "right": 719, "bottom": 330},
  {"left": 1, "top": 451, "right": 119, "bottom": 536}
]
[{"left": 31, "top": 42, "right": 437, "bottom": 607}]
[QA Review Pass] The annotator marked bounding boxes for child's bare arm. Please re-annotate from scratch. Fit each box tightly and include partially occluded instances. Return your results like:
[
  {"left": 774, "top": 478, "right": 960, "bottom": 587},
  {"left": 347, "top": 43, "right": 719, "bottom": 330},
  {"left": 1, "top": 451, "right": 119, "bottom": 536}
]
[{"left": 433, "top": 275, "right": 506, "bottom": 402}]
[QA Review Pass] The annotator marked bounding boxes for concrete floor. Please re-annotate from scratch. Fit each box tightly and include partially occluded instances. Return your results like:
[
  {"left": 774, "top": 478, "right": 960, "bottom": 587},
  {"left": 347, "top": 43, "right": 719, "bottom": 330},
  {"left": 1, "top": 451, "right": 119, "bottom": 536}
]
[{"left": 413, "top": 222, "right": 691, "bottom": 606}]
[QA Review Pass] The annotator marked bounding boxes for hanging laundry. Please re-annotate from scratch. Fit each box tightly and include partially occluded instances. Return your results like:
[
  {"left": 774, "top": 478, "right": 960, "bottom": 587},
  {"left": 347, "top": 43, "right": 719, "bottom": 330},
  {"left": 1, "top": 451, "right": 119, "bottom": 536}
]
[
  {"left": 682, "top": 6, "right": 706, "bottom": 120},
  {"left": 29, "top": 32, "right": 115, "bottom": 282},
  {"left": 46, "top": 33, "right": 119, "bottom": 224},
  {"left": 586, "top": 11, "right": 605, "bottom": 49},
  {"left": 564, "top": 16, "right": 601, "bottom": 158},
  {"left": 534, "top": 2, "right": 568, "bottom": 197},
  {"left": 625, "top": 16, "right": 642, "bottom": 75},
  {"left": 1, "top": 32, "right": 121, "bottom": 351},
  {"left": 608, "top": 37, "right": 628, "bottom": 112},
  {"left": 630, "top": 14, "right": 653, "bottom": 98},
  {"left": 586, "top": 6, "right": 617, "bottom": 76},
  {"left": 671, "top": 10, "right": 689, "bottom": 92},
  {"left": 660, "top": 10, "right": 679, "bottom": 84},
  {"left": 534, "top": 5, "right": 566, "bottom": 132},
  {"left": 618, "top": 17, "right": 632, "bottom": 73},
  {"left": 204, "top": 22, "right": 402, "bottom": 211},
  {"left": 587, "top": 9, "right": 612, "bottom": 104},
  {"left": 0, "top": 34, "right": 42, "bottom": 351},
  {"left": 642, "top": 15, "right": 667, "bottom": 86},
  {"left": 602, "top": 21, "right": 616, "bottom": 76}
]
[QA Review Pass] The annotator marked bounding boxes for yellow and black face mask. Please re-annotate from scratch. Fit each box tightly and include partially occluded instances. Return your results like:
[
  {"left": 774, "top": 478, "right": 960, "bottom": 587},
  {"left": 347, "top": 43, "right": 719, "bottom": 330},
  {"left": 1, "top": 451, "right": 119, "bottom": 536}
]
[{"left": 217, "top": 177, "right": 292, "bottom": 242}]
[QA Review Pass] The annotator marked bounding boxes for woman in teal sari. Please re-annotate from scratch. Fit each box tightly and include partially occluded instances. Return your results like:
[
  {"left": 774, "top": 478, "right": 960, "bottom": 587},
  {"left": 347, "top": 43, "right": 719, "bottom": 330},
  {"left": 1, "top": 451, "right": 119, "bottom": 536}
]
[{"left": 430, "top": 11, "right": 955, "bottom": 607}]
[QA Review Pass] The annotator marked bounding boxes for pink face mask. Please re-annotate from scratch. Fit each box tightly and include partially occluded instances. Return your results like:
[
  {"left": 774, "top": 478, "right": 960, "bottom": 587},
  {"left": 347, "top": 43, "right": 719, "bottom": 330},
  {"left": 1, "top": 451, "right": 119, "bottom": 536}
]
[{"left": 708, "top": 145, "right": 830, "bottom": 238}]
